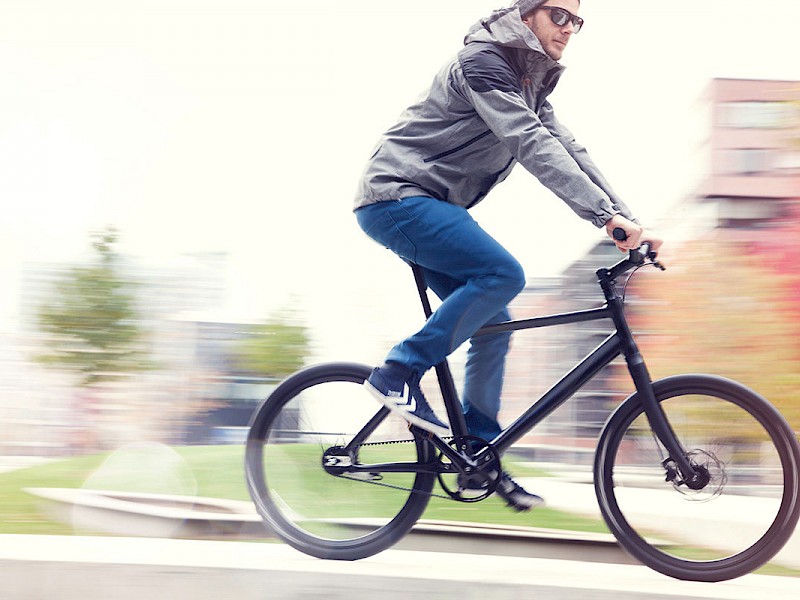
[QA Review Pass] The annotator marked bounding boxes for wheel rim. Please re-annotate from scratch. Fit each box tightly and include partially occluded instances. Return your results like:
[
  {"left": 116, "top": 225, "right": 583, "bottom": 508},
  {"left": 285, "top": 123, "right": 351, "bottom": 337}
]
[
  {"left": 599, "top": 381, "right": 798, "bottom": 572},
  {"left": 246, "top": 367, "right": 432, "bottom": 548}
]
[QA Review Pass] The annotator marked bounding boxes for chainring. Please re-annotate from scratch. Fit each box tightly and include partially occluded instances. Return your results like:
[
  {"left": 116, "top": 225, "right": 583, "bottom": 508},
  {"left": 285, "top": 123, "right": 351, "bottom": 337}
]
[{"left": 437, "top": 435, "right": 501, "bottom": 502}]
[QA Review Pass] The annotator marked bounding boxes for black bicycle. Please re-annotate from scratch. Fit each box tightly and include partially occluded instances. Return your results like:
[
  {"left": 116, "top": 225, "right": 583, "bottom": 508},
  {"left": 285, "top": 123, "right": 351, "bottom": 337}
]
[{"left": 245, "top": 240, "right": 800, "bottom": 582}]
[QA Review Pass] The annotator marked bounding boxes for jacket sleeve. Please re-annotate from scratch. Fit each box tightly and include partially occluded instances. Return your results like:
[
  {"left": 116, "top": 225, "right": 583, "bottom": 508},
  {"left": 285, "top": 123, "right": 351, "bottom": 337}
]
[
  {"left": 460, "top": 78, "right": 626, "bottom": 227},
  {"left": 539, "top": 101, "right": 638, "bottom": 223}
]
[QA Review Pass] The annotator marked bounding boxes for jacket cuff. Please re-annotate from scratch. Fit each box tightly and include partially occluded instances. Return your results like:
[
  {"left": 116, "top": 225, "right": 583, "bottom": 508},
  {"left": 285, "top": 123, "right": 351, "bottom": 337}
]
[
  {"left": 594, "top": 203, "right": 639, "bottom": 228},
  {"left": 592, "top": 205, "right": 619, "bottom": 228}
]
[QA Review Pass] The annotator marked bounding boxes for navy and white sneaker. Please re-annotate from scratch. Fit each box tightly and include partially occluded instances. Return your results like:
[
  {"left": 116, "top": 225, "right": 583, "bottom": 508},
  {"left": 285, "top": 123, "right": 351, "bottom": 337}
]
[
  {"left": 495, "top": 472, "right": 544, "bottom": 511},
  {"left": 458, "top": 470, "right": 544, "bottom": 512},
  {"left": 364, "top": 362, "right": 450, "bottom": 437}
]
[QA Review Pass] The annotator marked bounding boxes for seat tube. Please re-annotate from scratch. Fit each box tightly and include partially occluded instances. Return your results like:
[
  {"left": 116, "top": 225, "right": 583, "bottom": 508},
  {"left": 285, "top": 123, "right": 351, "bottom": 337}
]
[
  {"left": 434, "top": 360, "right": 469, "bottom": 435},
  {"left": 409, "top": 263, "right": 469, "bottom": 436}
]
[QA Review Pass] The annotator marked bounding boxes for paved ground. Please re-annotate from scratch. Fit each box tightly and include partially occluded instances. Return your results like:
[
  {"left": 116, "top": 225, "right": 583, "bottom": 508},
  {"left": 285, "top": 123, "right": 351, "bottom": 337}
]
[
  {"left": 531, "top": 478, "right": 800, "bottom": 570},
  {"left": 0, "top": 535, "right": 799, "bottom": 600}
]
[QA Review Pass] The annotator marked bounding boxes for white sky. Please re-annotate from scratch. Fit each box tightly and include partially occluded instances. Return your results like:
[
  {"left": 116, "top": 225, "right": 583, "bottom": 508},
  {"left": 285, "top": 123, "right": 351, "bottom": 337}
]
[{"left": 1, "top": 0, "right": 799, "bottom": 362}]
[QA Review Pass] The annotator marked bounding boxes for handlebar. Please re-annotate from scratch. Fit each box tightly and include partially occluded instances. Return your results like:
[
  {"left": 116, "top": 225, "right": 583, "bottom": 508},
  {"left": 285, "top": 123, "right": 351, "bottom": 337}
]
[
  {"left": 611, "top": 227, "right": 662, "bottom": 266},
  {"left": 605, "top": 227, "right": 665, "bottom": 279}
]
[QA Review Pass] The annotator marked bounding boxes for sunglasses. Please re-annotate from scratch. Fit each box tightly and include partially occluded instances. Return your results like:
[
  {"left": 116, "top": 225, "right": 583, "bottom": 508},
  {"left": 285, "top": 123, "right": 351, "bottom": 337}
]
[{"left": 541, "top": 6, "right": 584, "bottom": 34}]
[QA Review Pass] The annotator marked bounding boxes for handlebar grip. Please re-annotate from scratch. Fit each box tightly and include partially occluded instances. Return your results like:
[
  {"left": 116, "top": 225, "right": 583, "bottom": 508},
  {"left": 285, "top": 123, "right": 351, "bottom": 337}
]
[
  {"left": 612, "top": 227, "right": 627, "bottom": 241},
  {"left": 613, "top": 227, "right": 651, "bottom": 264}
]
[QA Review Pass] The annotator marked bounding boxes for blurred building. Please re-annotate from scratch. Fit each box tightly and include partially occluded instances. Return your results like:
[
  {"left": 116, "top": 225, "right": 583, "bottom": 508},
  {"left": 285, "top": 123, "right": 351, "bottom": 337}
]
[{"left": 698, "top": 78, "right": 800, "bottom": 230}]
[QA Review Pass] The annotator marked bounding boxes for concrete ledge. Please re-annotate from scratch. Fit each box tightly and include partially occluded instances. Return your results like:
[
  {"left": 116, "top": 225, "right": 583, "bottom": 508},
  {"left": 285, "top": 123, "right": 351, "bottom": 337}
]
[{"left": 25, "top": 488, "right": 266, "bottom": 539}]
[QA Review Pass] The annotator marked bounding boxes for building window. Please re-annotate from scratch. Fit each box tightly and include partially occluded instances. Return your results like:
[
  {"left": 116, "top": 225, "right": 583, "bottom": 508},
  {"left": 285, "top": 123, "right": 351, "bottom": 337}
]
[
  {"left": 775, "top": 150, "right": 800, "bottom": 174},
  {"left": 717, "top": 101, "right": 797, "bottom": 129},
  {"left": 713, "top": 197, "right": 782, "bottom": 229},
  {"left": 718, "top": 148, "right": 775, "bottom": 175}
]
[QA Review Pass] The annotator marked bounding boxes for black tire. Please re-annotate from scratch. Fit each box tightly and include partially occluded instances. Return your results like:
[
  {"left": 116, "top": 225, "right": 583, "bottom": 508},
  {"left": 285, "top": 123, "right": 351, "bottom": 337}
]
[
  {"left": 595, "top": 374, "right": 800, "bottom": 581},
  {"left": 245, "top": 362, "right": 435, "bottom": 560}
]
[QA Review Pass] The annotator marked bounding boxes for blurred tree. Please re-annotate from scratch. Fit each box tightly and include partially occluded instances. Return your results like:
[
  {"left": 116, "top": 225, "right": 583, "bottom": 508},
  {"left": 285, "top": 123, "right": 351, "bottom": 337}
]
[
  {"left": 756, "top": 203, "right": 800, "bottom": 304},
  {"left": 626, "top": 236, "right": 800, "bottom": 429},
  {"left": 35, "top": 228, "right": 151, "bottom": 386},
  {"left": 230, "top": 311, "right": 309, "bottom": 378}
]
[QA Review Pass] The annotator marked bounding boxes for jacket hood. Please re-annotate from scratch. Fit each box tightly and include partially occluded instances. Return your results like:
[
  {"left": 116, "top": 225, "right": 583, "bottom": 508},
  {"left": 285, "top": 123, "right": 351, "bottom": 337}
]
[{"left": 463, "top": 6, "right": 563, "bottom": 73}]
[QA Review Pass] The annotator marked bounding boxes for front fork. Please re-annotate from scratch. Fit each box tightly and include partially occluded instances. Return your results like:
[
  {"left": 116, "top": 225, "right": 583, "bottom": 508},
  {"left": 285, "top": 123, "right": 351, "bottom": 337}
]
[
  {"left": 605, "top": 292, "right": 702, "bottom": 486},
  {"left": 626, "top": 356, "right": 708, "bottom": 488}
]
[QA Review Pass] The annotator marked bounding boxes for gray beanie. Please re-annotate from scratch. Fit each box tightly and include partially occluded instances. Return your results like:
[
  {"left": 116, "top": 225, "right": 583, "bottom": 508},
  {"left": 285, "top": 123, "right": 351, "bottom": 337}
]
[{"left": 513, "top": 0, "right": 549, "bottom": 18}]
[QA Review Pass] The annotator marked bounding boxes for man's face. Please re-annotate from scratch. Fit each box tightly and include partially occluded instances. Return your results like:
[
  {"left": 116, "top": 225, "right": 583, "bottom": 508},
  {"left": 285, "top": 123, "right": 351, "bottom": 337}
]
[{"left": 522, "top": 0, "right": 581, "bottom": 61}]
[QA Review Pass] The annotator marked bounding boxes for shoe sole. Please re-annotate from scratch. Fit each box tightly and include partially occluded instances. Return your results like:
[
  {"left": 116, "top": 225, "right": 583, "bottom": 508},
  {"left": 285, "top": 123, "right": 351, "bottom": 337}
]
[
  {"left": 496, "top": 490, "right": 545, "bottom": 512},
  {"left": 363, "top": 380, "right": 451, "bottom": 437},
  {"left": 501, "top": 496, "right": 545, "bottom": 512}
]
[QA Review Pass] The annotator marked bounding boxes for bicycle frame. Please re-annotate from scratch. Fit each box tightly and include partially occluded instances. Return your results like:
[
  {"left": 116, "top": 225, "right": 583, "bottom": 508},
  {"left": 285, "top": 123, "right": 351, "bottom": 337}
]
[
  {"left": 414, "top": 257, "right": 696, "bottom": 481},
  {"left": 347, "top": 254, "right": 696, "bottom": 483}
]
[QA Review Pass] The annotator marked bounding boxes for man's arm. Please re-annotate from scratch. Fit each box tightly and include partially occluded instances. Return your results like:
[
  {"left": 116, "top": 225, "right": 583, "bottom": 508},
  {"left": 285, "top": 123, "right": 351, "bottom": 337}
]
[
  {"left": 537, "top": 102, "right": 663, "bottom": 253},
  {"left": 457, "top": 57, "right": 619, "bottom": 228},
  {"left": 538, "top": 101, "right": 637, "bottom": 223},
  {"left": 461, "top": 78, "right": 662, "bottom": 253}
]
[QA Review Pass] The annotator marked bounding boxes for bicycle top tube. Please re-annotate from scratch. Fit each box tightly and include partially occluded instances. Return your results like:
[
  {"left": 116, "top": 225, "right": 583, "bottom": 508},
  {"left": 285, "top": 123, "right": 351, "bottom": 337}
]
[
  {"left": 474, "top": 306, "right": 611, "bottom": 337},
  {"left": 471, "top": 244, "right": 660, "bottom": 337}
]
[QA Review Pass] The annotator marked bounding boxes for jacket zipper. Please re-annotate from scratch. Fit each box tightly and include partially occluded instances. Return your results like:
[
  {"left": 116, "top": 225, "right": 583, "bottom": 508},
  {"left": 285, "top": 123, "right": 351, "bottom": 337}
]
[{"left": 423, "top": 130, "right": 493, "bottom": 163}]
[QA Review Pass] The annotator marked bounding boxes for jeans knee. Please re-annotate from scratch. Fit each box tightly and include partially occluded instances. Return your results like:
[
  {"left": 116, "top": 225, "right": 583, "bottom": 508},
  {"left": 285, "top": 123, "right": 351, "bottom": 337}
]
[
  {"left": 498, "top": 258, "right": 526, "bottom": 299},
  {"left": 476, "top": 259, "right": 524, "bottom": 305}
]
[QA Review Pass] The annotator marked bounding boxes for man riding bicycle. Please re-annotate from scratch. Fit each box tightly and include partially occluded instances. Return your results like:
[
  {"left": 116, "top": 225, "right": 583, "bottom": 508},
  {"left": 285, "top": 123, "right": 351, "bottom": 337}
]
[{"left": 353, "top": 0, "right": 663, "bottom": 510}]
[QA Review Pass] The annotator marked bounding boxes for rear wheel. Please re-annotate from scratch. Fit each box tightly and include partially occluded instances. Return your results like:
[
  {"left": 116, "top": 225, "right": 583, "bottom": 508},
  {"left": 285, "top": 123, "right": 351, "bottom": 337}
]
[
  {"left": 595, "top": 374, "right": 800, "bottom": 581},
  {"left": 245, "top": 362, "right": 435, "bottom": 560}
]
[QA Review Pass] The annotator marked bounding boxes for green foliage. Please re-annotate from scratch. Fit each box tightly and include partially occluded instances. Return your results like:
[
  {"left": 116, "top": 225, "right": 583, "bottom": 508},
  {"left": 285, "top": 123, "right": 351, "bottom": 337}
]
[
  {"left": 35, "top": 228, "right": 152, "bottom": 386},
  {"left": 230, "top": 313, "right": 309, "bottom": 378}
]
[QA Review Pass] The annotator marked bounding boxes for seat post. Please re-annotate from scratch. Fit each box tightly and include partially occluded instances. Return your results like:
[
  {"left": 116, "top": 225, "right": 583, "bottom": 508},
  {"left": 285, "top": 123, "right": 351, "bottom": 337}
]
[
  {"left": 409, "top": 262, "right": 435, "bottom": 319},
  {"left": 407, "top": 262, "right": 468, "bottom": 436}
]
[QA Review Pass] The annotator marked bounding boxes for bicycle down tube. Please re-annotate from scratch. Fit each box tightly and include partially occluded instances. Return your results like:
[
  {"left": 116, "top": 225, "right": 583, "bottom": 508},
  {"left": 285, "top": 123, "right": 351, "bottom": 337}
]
[{"left": 491, "top": 331, "right": 623, "bottom": 455}]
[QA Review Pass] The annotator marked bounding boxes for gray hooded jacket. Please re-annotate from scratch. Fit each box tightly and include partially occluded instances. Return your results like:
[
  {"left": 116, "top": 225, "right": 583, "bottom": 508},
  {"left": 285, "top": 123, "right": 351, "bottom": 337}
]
[{"left": 353, "top": 6, "right": 635, "bottom": 228}]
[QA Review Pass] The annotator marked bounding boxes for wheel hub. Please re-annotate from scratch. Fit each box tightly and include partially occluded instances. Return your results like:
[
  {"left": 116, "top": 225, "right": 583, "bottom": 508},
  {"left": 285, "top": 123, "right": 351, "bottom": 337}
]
[
  {"left": 663, "top": 449, "right": 726, "bottom": 499},
  {"left": 322, "top": 446, "right": 354, "bottom": 475}
]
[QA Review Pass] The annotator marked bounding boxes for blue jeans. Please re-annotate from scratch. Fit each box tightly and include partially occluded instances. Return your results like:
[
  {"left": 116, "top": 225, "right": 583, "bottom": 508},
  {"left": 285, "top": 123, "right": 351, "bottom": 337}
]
[{"left": 355, "top": 197, "right": 525, "bottom": 441}]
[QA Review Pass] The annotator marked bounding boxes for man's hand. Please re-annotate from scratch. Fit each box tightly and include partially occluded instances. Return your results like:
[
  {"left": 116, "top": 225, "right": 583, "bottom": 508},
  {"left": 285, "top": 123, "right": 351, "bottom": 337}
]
[{"left": 605, "top": 214, "right": 663, "bottom": 254}]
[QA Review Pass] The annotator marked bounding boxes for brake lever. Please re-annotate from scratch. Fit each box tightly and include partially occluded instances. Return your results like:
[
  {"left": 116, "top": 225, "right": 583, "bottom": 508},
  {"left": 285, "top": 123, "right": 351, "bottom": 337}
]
[
  {"left": 612, "top": 227, "right": 666, "bottom": 271},
  {"left": 650, "top": 254, "right": 666, "bottom": 271}
]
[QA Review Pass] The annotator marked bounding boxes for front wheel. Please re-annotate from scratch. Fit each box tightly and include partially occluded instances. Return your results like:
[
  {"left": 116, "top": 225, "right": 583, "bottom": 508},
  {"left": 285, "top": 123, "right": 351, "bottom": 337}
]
[
  {"left": 245, "top": 362, "right": 435, "bottom": 560},
  {"left": 595, "top": 374, "right": 800, "bottom": 582}
]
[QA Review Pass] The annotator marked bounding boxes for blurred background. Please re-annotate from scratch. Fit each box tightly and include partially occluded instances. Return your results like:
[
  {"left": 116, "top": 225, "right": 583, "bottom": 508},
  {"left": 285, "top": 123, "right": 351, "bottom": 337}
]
[{"left": 0, "top": 0, "right": 798, "bottom": 539}]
